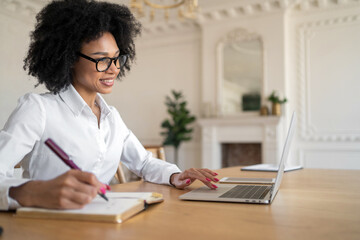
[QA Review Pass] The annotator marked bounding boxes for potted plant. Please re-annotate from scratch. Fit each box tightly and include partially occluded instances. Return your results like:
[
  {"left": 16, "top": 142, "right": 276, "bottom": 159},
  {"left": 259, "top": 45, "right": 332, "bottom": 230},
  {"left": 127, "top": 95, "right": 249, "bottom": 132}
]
[
  {"left": 160, "top": 90, "right": 196, "bottom": 165},
  {"left": 267, "top": 91, "right": 287, "bottom": 116}
]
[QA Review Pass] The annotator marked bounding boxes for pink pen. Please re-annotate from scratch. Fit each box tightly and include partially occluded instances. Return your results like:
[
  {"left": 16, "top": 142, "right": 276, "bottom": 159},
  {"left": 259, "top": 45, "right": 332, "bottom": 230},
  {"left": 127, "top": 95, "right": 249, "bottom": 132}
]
[{"left": 45, "top": 138, "right": 108, "bottom": 201}]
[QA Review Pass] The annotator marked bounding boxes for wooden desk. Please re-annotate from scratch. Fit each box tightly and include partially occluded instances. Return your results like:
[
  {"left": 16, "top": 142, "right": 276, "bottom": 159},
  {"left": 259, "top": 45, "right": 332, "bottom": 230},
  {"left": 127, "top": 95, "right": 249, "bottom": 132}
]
[{"left": 0, "top": 167, "right": 359, "bottom": 240}]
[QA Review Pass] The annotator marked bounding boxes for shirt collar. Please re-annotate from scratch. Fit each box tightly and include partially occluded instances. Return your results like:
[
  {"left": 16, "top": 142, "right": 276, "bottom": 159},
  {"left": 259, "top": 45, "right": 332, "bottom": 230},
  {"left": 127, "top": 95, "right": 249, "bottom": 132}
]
[
  {"left": 95, "top": 94, "right": 111, "bottom": 119},
  {"left": 58, "top": 84, "right": 111, "bottom": 118}
]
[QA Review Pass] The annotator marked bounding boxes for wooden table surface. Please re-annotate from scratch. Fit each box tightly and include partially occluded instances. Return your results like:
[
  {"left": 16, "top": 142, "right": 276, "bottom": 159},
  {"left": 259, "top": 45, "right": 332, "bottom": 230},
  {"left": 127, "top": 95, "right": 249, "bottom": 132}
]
[{"left": 0, "top": 167, "right": 359, "bottom": 240}]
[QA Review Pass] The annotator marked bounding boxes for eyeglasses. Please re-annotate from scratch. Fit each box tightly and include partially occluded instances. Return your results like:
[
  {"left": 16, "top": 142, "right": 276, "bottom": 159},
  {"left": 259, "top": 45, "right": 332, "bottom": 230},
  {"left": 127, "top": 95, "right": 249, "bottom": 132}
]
[{"left": 78, "top": 52, "right": 128, "bottom": 72}]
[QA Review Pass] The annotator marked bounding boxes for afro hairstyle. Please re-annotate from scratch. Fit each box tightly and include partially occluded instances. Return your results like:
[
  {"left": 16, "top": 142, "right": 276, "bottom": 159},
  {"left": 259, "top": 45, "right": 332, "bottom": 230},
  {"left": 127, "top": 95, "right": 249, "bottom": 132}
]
[{"left": 23, "top": 0, "right": 142, "bottom": 93}]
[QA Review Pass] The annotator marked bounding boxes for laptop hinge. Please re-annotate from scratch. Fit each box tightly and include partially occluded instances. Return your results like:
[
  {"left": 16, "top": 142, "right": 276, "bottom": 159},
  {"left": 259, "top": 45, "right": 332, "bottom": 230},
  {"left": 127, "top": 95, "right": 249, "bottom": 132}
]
[{"left": 268, "top": 186, "right": 274, "bottom": 200}]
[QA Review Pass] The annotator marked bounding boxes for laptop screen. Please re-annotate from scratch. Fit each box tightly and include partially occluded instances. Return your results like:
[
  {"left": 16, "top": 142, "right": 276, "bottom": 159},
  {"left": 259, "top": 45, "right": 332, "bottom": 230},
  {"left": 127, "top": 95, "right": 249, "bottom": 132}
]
[{"left": 270, "top": 112, "right": 296, "bottom": 201}]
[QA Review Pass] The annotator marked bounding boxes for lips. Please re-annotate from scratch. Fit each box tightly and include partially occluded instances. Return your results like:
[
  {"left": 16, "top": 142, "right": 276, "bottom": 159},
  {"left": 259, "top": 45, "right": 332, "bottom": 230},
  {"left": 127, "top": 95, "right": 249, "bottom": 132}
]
[{"left": 100, "top": 78, "right": 114, "bottom": 87}]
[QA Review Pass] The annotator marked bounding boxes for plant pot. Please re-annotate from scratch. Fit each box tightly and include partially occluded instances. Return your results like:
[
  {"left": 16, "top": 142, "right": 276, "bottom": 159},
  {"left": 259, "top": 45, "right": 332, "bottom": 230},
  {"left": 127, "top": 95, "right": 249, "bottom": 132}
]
[{"left": 272, "top": 102, "right": 281, "bottom": 116}]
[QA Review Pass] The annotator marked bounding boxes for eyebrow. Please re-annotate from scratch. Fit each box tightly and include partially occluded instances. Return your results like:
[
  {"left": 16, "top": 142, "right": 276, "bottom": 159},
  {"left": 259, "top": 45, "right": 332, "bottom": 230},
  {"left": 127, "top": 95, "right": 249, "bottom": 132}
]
[{"left": 90, "top": 50, "right": 120, "bottom": 56}]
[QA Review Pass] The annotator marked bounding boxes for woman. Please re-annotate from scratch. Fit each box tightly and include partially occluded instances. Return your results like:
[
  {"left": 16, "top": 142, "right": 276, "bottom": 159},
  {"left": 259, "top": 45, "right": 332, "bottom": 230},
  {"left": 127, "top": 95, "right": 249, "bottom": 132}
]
[{"left": 0, "top": 0, "right": 218, "bottom": 210}]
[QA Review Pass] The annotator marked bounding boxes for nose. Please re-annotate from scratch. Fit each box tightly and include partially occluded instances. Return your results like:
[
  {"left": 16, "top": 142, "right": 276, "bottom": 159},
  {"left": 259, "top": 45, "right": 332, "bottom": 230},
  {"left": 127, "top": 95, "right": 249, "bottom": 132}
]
[{"left": 106, "top": 60, "right": 119, "bottom": 73}]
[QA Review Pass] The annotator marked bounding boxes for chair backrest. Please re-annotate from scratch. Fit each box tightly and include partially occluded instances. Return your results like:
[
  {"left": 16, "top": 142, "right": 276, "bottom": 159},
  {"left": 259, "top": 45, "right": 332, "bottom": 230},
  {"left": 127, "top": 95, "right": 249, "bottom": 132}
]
[
  {"left": 142, "top": 145, "right": 166, "bottom": 161},
  {"left": 115, "top": 145, "right": 166, "bottom": 184}
]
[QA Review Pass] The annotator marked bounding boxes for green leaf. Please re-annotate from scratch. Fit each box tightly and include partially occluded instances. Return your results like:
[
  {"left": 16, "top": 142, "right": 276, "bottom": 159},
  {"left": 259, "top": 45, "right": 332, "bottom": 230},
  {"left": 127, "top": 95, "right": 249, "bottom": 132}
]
[{"left": 160, "top": 89, "right": 196, "bottom": 149}]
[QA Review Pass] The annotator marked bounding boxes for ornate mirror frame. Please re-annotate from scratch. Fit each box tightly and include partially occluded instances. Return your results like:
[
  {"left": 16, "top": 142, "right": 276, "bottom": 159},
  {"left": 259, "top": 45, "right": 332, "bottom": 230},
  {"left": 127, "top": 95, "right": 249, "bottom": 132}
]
[{"left": 216, "top": 28, "right": 264, "bottom": 117}]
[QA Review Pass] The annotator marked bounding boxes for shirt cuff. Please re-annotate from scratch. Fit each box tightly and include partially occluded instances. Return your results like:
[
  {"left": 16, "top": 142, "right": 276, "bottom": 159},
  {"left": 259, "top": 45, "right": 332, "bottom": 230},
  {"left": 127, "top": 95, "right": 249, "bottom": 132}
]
[
  {"left": 8, "top": 192, "right": 22, "bottom": 209},
  {"left": 0, "top": 178, "right": 30, "bottom": 210},
  {"left": 161, "top": 163, "right": 181, "bottom": 186},
  {"left": 169, "top": 172, "right": 181, "bottom": 187}
]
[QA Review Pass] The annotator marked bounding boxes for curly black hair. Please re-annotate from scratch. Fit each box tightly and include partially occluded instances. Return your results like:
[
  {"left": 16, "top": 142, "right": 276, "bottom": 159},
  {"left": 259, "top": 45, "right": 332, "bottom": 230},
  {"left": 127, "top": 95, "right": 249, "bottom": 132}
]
[{"left": 23, "top": 0, "right": 141, "bottom": 93}]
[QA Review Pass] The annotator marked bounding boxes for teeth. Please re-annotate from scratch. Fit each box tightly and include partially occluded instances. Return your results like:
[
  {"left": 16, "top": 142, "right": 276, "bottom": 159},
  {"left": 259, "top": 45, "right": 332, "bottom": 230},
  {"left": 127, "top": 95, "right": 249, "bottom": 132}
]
[{"left": 101, "top": 79, "right": 113, "bottom": 83}]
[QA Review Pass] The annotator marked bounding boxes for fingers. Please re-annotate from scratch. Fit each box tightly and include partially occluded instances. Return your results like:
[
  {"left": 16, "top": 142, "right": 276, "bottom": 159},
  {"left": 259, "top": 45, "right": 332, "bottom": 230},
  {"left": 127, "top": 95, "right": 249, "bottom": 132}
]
[
  {"left": 173, "top": 177, "right": 192, "bottom": 189},
  {"left": 55, "top": 187, "right": 93, "bottom": 209},
  {"left": 67, "top": 170, "right": 109, "bottom": 195},
  {"left": 200, "top": 168, "right": 219, "bottom": 177},
  {"left": 178, "top": 168, "right": 219, "bottom": 189},
  {"left": 69, "top": 170, "right": 101, "bottom": 188},
  {"left": 178, "top": 168, "right": 219, "bottom": 183},
  {"left": 197, "top": 169, "right": 219, "bottom": 183},
  {"left": 50, "top": 170, "right": 104, "bottom": 209},
  {"left": 55, "top": 198, "right": 86, "bottom": 209}
]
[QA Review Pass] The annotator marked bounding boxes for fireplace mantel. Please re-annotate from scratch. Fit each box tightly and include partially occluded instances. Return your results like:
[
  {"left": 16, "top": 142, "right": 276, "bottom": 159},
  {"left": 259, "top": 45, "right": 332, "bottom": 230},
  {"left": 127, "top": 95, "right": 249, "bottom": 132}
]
[{"left": 198, "top": 116, "right": 283, "bottom": 169}]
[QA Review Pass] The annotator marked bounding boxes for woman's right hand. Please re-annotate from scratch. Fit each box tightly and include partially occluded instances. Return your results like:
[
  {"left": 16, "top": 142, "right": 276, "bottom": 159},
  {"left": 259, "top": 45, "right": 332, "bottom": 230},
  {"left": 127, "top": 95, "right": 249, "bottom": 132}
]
[{"left": 9, "top": 170, "right": 103, "bottom": 209}]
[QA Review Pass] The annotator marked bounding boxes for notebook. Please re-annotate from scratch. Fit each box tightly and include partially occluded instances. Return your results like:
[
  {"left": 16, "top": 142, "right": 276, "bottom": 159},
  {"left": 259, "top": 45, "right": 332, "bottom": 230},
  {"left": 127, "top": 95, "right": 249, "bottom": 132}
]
[
  {"left": 179, "top": 112, "right": 296, "bottom": 204},
  {"left": 16, "top": 192, "right": 163, "bottom": 223}
]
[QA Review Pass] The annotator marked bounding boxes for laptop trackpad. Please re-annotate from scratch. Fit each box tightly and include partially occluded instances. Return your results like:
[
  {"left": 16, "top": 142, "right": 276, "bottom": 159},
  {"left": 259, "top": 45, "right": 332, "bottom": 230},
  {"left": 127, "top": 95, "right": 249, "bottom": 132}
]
[{"left": 179, "top": 184, "right": 238, "bottom": 200}]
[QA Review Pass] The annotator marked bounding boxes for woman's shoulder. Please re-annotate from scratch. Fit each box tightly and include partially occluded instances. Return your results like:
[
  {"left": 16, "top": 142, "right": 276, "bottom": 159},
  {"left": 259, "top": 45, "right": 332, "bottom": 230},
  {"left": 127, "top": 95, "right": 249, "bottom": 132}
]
[
  {"left": 15, "top": 92, "right": 61, "bottom": 115},
  {"left": 18, "top": 91, "right": 54, "bottom": 104},
  {"left": 4, "top": 92, "right": 49, "bottom": 131},
  {"left": 17, "top": 92, "right": 43, "bottom": 107}
]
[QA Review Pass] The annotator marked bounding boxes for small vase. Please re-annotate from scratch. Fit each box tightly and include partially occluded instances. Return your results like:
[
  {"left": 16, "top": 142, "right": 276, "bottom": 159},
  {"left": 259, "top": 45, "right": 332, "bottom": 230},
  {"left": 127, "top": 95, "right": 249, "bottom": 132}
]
[
  {"left": 272, "top": 103, "right": 281, "bottom": 116},
  {"left": 260, "top": 105, "right": 269, "bottom": 116}
]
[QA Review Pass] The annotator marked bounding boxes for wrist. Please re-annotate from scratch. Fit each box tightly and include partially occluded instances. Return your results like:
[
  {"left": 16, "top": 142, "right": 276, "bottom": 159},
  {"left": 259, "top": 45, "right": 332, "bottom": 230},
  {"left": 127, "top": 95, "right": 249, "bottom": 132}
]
[
  {"left": 9, "top": 180, "right": 41, "bottom": 207},
  {"left": 169, "top": 172, "right": 180, "bottom": 187}
]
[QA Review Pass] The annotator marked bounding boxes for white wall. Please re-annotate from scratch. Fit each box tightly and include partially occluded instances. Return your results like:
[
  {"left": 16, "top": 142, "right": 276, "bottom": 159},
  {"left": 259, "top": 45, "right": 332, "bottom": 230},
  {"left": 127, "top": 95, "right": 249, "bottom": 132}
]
[
  {"left": 287, "top": 5, "right": 360, "bottom": 169},
  {"left": 103, "top": 31, "right": 202, "bottom": 170},
  {"left": 0, "top": 13, "right": 47, "bottom": 126}
]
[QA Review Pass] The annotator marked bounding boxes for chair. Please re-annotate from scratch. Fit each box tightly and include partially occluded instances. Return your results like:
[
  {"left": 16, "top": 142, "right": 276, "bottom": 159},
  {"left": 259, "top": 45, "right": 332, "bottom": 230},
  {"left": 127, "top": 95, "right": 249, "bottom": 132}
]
[{"left": 115, "top": 145, "right": 166, "bottom": 184}]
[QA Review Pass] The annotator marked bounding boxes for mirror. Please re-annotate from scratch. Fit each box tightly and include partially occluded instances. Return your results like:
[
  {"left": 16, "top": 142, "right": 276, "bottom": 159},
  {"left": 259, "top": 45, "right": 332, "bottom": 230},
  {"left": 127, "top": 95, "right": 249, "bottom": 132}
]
[{"left": 217, "top": 28, "right": 263, "bottom": 116}]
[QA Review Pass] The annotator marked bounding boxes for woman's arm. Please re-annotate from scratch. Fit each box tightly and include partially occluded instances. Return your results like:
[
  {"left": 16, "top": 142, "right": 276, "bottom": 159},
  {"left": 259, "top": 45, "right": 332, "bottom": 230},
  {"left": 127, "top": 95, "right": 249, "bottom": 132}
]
[
  {"left": 9, "top": 170, "right": 102, "bottom": 209},
  {"left": 0, "top": 93, "right": 46, "bottom": 210}
]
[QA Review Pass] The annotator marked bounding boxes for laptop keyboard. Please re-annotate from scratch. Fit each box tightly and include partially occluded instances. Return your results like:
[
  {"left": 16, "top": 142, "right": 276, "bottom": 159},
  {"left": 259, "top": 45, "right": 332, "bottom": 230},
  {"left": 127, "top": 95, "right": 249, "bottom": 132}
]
[{"left": 219, "top": 185, "right": 272, "bottom": 199}]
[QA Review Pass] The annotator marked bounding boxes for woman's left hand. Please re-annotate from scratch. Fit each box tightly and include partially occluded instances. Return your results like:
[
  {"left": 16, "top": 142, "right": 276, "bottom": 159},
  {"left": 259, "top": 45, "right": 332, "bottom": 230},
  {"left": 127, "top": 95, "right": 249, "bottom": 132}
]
[{"left": 170, "top": 168, "right": 219, "bottom": 190}]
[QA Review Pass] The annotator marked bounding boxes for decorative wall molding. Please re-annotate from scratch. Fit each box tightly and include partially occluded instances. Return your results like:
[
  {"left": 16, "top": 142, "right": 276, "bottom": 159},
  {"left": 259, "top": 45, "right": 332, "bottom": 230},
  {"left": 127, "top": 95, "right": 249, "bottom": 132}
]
[
  {"left": 220, "top": 28, "right": 261, "bottom": 43},
  {"left": 0, "top": 0, "right": 198, "bottom": 37},
  {"left": 140, "top": 19, "right": 200, "bottom": 37},
  {"left": 13, "top": 0, "right": 359, "bottom": 37},
  {"left": 139, "top": 0, "right": 292, "bottom": 36},
  {"left": 298, "top": 147, "right": 360, "bottom": 169},
  {"left": 292, "top": 0, "right": 360, "bottom": 12},
  {"left": 296, "top": 13, "right": 360, "bottom": 142},
  {"left": 5, "top": 0, "right": 360, "bottom": 35},
  {"left": 196, "top": 0, "right": 291, "bottom": 25}
]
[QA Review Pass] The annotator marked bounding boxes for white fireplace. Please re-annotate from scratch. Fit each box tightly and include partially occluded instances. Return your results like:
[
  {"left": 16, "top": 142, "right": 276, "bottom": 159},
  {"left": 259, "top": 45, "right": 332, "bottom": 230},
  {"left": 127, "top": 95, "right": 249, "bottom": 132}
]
[{"left": 198, "top": 116, "right": 283, "bottom": 169}]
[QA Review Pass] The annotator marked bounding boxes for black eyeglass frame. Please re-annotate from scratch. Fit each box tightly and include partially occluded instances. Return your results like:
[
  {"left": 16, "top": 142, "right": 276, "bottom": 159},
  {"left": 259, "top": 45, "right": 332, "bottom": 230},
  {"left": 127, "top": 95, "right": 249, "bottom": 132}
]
[{"left": 77, "top": 52, "right": 128, "bottom": 72}]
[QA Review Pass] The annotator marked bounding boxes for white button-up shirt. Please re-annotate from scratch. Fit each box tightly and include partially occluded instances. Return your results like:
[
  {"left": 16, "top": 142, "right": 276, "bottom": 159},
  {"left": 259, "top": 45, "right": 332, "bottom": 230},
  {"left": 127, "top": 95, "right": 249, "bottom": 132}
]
[{"left": 0, "top": 85, "right": 180, "bottom": 210}]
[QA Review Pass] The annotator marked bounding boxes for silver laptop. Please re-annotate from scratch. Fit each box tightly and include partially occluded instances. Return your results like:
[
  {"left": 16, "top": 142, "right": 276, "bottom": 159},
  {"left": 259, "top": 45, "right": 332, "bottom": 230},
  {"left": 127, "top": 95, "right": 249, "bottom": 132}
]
[{"left": 179, "top": 112, "right": 296, "bottom": 204}]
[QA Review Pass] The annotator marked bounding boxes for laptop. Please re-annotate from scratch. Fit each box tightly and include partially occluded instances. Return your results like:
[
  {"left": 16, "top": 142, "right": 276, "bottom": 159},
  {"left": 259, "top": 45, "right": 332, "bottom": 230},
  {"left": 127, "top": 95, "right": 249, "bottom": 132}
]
[{"left": 179, "top": 112, "right": 296, "bottom": 204}]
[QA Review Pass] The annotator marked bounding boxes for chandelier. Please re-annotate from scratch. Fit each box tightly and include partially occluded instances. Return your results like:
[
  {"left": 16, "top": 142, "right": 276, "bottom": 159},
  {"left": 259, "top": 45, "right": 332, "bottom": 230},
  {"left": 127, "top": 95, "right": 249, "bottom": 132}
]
[{"left": 130, "top": 0, "right": 199, "bottom": 21}]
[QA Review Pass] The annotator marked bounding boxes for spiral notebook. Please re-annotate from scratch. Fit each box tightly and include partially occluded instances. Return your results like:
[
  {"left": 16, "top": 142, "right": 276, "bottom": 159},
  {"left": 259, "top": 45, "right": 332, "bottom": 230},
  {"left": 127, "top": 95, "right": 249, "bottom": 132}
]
[{"left": 16, "top": 192, "right": 163, "bottom": 223}]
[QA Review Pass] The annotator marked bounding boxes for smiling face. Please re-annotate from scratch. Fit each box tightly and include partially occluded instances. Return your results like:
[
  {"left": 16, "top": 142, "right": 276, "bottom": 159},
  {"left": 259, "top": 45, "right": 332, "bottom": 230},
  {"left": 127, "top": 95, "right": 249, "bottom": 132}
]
[{"left": 72, "top": 32, "right": 120, "bottom": 104}]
